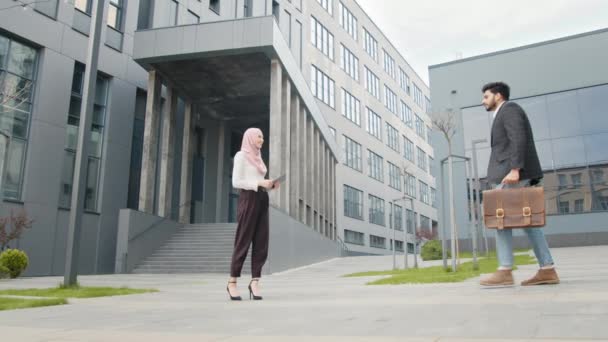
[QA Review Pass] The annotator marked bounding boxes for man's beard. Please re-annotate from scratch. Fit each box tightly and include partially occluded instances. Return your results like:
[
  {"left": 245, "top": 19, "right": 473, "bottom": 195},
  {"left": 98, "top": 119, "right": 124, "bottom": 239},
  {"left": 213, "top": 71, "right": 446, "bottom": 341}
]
[{"left": 485, "top": 102, "right": 496, "bottom": 112}]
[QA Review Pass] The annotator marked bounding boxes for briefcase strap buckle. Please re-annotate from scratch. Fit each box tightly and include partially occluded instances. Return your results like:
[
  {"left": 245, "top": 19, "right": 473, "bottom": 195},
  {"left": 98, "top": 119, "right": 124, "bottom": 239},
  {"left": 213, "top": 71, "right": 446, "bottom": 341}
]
[
  {"left": 523, "top": 207, "right": 532, "bottom": 217},
  {"left": 496, "top": 208, "right": 505, "bottom": 218}
]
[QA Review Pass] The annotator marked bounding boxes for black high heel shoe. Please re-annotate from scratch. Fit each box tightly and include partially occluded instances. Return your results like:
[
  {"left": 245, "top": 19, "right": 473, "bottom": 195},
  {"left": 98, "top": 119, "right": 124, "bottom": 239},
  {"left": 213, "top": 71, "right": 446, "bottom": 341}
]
[
  {"left": 227, "top": 281, "right": 242, "bottom": 301},
  {"left": 248, "top": 279, "right": 263, "bottom": 300}
]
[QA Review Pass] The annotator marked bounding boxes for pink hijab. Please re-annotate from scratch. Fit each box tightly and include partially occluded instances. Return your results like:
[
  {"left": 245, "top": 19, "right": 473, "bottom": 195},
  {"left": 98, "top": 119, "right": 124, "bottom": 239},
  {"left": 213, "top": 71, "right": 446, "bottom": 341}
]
[{"left": 240, "top": 128, "right": 267, "bottom": 176}]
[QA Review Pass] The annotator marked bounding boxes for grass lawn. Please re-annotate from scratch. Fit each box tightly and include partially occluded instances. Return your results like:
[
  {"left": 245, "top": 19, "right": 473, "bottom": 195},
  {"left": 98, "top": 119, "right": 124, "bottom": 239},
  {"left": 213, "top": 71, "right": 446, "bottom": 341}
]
[
  {"left": 0, "top": 297, "right": 67, "bottom": 311},
  {"left": 344, "top": 254, "right": 537, "bottom": 285},
  {"left": 0, "top": 285, "right": 158, "bottom": 299}
]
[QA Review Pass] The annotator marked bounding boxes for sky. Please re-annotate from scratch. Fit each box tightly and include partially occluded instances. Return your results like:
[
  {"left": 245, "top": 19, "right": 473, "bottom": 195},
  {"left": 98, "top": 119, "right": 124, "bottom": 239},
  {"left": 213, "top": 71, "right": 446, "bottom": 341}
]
[{"left": 355, "top": 0, "right": 608, "bottom": 85}]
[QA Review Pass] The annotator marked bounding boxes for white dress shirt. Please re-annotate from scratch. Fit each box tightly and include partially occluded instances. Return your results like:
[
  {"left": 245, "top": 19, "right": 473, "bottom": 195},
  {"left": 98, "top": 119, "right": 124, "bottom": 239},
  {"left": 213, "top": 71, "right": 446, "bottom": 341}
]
[
  {"left": 232, "top": 151, "right": 265, "bottom": 191},
  {"left": 493, "top": 101, "right": 506, "bottom": 120}
]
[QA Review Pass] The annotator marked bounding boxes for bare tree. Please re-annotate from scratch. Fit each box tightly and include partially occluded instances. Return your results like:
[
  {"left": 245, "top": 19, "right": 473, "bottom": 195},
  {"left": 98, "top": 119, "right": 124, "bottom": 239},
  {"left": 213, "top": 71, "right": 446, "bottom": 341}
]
[
  {"left": 0, "top": 210, "right": 33, "bottom": 251},
  {"left": 432, "top": 111, "right": 460, "bottom": 272}
]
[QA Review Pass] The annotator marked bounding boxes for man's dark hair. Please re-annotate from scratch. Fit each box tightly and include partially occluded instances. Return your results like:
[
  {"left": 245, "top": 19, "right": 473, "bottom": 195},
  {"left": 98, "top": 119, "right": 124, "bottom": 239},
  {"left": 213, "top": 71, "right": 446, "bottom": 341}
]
[{"left": 482, "top": 82, "right": 510, "bottom": 100}]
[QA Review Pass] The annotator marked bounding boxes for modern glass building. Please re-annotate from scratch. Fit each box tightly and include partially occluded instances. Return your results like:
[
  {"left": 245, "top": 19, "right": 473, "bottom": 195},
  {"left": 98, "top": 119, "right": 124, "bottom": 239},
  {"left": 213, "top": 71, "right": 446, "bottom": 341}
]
[
  {"left": 429, "top": 28, "right": 608, "bottom": 249},
  {"left": 1, "top": 0, "right": 435, "bottom": 276}
]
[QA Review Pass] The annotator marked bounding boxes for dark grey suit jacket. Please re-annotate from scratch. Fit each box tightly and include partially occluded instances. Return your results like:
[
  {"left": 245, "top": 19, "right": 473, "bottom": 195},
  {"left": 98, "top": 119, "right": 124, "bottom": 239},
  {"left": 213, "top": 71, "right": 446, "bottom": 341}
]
[{"left": 487, "top": 102, "right": 543, "bottom": 184}]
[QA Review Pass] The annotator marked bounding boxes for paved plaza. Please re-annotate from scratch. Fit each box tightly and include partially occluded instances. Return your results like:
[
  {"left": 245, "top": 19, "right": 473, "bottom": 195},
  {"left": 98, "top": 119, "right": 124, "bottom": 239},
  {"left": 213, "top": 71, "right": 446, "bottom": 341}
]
[{"left": 1, "top": 246, "right": 607, "bottom": 341}]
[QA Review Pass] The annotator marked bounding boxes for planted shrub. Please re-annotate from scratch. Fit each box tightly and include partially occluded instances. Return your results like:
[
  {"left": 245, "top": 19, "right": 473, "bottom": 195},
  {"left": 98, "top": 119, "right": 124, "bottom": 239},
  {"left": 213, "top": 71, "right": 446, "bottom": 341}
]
[
  {"left": 0, "top": 248, "right": 29, "bottom": 278},
  {"left": 421, "top": 240, "right": 450, "bottom": 261}
]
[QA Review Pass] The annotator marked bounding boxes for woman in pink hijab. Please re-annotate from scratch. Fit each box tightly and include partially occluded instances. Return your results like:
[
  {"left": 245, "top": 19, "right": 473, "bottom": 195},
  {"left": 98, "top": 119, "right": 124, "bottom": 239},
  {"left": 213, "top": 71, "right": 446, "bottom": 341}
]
[{"left": 227, "top": 127, "right": 280, "bottom": 301}]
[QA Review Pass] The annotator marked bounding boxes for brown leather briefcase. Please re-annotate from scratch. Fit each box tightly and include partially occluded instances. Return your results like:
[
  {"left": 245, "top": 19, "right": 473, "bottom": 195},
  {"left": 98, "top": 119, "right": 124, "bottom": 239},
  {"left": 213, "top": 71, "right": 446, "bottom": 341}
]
[{"left": 483, "top": 186, "right": 546, "bottom": 229}]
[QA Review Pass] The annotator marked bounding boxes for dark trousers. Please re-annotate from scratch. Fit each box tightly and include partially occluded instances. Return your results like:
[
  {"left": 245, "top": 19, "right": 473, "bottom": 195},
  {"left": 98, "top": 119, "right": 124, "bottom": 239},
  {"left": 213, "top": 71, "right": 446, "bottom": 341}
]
[{"left": 230, "top": 188, "right": 269, "bottom": 278}]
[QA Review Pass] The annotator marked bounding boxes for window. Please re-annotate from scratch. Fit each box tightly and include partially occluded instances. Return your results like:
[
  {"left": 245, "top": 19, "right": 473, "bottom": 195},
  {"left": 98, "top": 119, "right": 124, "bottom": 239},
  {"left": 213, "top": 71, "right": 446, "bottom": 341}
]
[
  {"left": 186, "top": 10, "right": 200, "bottom": 24},
  {"left": 574, "top": 199, "right": 584, "bottom": 213},
  {"left": 244, "top": 0, "right": 253, "bottom": 17},
  {"left": 384, "top": 85, "right": 397, "bottom": 114},
  {"left": 383, "top": 50, "right": 396, "bottom": 79},
  {"left": 415, "top": 114, "right": 425, "bottom": 138},
  {"left": 340, "top": 44, "right": 359, "bottom": 81},
  {"left": 60, "top": 63, "right": 109, "bottom": 211},
  {"left": 369, "top": 195, "right": 385, "bottom": 226},
  {"left": 427, "top": 125, "right": 432, "bottom": 145},
  {"left": 107, "top": 0, "right": 124, "bottom": 30},
  {"left": 386, "top": 123, "right": 400, "bottom": 153},
  {"left": 399, "top": 68, "right": 411, "bottom": 95},
  {"left": 405, "top": 173, "right": 416, "bottom": 198},
  {"left": 592, "top": 169, "right": 604, "bottom": 184},
  {"left": 74, "top": 0, "right": 91, "bottom": 13},
  {"left": 404, "top": 137, "right": 414, "bottom": 162},
  {"left": 317, "top": 0, "right": 333, "bottom": 15},
  {"left": 425, "top": 96, "right": 432, "bottom": 115},
  {"left": 429, "top": 156, "right": 435, "bottom": 177},
  {"left": 401, "top": 102, "right": 413, "bottom": 128},
  {"left": 370, "top": 234, "right": 386, "bottom": 248},
  {"left": 368, "top": 150, "right": 384, "bottom": 182},
  {"left": 310, "top": 65, "right": 335, "bottom": 108},
  {"left": 0, "top": 35, "right": 38, "bottom": 200},
  {"left": 417, "top": 147, "right": 427, "bottom": 171},
  {"left": 339, "top": 2, "right": 357, "bottom": 40},
  {"left": 341, "top": 89, "right": 361, "bottom": 126},
  {"left": 431, "top": 188, "right": 437, "bottom": 208},
  {"left": 329, "top": 127, "right": 336, "bottom": 137},
  {"left": 559, "top": 201, "right": 570, "bottom": 214},
  {"left": 420, "top": 215, "right": 431, "bottom": 230},
  {"left": 394, "top": 240, "right": 404, "bottom": 251},
  {"left": 344, "top": 229, "right": 364, "bottom": 245},
  {"left": 413, "top": 83, "right": 423, "bottom": 108},
  {"left": 343, "top": 135, "right": 362, "bottom": 172},
  {"left": 364, "top": 67, "right": 379, "bottom": 99},
  {"left": 209, "top": 0, "right": 220, "bottom": 14},
  {"left": 344, "top": 185, "right": 363, "bottom": 220},
  {"left": 363, "top": 28, "right": 378, "bottom": 61},
  {"left": 366, "top": 107, "right": 382, "bottom": 140},
  {"left": 388, "top": 162, "right": 402, "bottom": 191},
  {"left": 558, "top": 174, "right": 568, "bottom": 190},
  {"left": 310, "top": 17, "right": 334, "bottom": 60},
  {"left": 406, "top": 209, "right": 415, "bottom": 233},
  {"left": 393, "top": 204, "right": 403, "bottom": 231},
  {"left": 419, "top": 181, "right": 429, "bottom": 205},
  {"left": 571, "top": 173, "right": 583, "bottom": 186}
]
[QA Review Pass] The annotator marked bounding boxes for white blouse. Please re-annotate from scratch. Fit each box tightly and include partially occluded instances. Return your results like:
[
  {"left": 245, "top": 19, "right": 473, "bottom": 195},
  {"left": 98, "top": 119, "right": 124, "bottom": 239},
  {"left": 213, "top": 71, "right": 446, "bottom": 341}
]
[{"left": 232, "top": 151, "right": 265, "bottom": 191}]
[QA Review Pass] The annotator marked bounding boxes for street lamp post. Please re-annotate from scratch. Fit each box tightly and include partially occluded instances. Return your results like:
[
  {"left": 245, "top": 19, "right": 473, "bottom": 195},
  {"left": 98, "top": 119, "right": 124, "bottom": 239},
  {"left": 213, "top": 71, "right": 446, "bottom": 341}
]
[
  {"left": 64, "top": 0, "right": 108, "bottom": 286},
  {"left": 471, "top": 138, "right": 488, "bottom": 255}
]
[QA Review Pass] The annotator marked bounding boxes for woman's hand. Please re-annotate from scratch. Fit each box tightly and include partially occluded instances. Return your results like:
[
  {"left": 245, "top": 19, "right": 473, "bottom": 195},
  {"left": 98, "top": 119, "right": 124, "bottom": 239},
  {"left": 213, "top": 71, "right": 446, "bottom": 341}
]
[
  {"left": 272, "top": 181, "right": 280, "bottom": 190},
  {"left": 258, "top": 179, "right": 274, "bottom": 189}
]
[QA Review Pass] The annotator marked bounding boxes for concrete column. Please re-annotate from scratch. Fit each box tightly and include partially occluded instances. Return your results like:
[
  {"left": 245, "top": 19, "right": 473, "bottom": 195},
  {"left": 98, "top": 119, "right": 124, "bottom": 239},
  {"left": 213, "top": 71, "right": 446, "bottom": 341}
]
[
  {"left": 324, "top": 146, "right": 330, "bottom": 238},
  {"left": 179, "top": 101, "right": 194, "bottom": 224},
  {"left": 215, "top": 121, "right": 226, "bottom": 222},
  {"left": 312, "top": 126, "right": 319, "bottom": 231},
  {"left": 320, "top": 139, "right": 326, "bottom": 236},
  {"left": 139, "top": 71, "right": 162, "bottom": 213},
  {"left": 315, "top": 128, "right": 321, "bottom": 233},
  {"left": 306, "top": 116, "right": 314, "bottom": 227},
  {"left": 280, "top": 75, "right": 291, "bottom": 213},
  {"left": 299, "top": 106, "right": 307, "bottom": 223},
  {"left": 331, "top": 158, "right": 336, "bottom": 240},
  {"left": 269, "top": 59, "right": 283, "bottom": 208},
  {"left": 158, "top": 86, "right": 178, "bottom": 218},
  {"left": 289, "top": 93, "right": 300, "bottom": 218}
]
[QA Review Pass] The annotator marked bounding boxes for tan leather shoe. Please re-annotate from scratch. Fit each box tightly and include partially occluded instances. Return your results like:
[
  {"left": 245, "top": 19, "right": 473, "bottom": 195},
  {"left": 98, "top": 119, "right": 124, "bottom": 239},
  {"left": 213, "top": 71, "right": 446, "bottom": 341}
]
[
  {"left": 521, "top": 268, "right": 560, "bottom": 286},
  {"left": 480, "top": 269, "right": 514, "bottom": 286}
]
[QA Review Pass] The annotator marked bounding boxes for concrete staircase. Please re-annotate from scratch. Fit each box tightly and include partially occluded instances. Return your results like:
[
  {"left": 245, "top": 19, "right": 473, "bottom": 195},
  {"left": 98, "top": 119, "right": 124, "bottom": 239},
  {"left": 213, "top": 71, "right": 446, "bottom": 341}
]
[{"left": 133, "top": 223, "right": 251, "bottom": 274}]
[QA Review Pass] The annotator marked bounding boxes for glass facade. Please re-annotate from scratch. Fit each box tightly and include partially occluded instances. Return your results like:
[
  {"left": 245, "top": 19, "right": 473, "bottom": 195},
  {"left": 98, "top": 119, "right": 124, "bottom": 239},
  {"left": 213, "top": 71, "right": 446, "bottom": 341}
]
[
  {"left": 463, "top": 83, "right": 608, "bottom": 215},
  {"left": 0, "top": 35, "right": 38, "bottom": 200}
]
